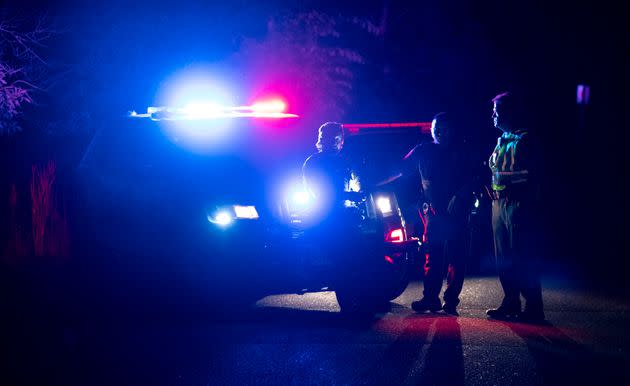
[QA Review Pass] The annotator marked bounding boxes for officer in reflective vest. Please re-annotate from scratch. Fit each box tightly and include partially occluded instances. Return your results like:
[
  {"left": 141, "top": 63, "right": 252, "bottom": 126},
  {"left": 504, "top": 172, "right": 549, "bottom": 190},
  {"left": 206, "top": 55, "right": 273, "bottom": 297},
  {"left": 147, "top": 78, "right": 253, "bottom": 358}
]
[{"left": 486, "top": 92, "right": 545, "bottom": 323}]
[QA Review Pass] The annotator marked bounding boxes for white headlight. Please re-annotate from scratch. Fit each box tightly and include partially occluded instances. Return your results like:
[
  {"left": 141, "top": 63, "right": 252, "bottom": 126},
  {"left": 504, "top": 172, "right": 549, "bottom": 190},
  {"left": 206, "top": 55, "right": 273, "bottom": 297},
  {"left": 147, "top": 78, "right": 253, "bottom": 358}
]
[
  {"left": 209, "top": 211, "right": 233, "bottom": 226},
  {"left": 376, "top": 196, "right": 393, "bottom": 215},
  {"left": 233, "top": 205, "right": 259, "bottom": 219}
]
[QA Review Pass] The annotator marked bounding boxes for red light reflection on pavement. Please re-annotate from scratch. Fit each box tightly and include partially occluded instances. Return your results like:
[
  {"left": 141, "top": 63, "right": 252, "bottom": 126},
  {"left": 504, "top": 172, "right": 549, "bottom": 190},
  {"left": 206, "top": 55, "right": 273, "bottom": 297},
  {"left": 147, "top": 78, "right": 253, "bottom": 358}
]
[{"left": 372, "top": 314, "right": 587, "bottom": 344}]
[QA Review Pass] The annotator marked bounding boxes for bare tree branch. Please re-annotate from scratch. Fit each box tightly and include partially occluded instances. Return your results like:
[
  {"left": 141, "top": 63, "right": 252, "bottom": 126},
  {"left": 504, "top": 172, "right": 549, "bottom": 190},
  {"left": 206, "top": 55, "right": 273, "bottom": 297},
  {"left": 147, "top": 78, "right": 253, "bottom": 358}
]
[{"left": 0, "top": 15, "right": 56, "bottom": 135}]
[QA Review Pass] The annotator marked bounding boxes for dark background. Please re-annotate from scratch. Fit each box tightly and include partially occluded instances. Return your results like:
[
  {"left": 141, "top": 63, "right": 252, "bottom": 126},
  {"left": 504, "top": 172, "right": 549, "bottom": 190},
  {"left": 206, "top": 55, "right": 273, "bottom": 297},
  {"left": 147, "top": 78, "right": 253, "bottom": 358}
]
[{"left": 1, "top": 0, "right": 628, "bottom": 291}]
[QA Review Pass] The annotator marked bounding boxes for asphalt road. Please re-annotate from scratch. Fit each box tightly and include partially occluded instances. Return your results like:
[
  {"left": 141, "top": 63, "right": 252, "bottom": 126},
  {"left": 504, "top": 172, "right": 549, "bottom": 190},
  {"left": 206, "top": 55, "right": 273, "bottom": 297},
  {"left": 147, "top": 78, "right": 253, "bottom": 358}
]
[{"left": 5, "top": 276, "right": 630, "bottom": 385}]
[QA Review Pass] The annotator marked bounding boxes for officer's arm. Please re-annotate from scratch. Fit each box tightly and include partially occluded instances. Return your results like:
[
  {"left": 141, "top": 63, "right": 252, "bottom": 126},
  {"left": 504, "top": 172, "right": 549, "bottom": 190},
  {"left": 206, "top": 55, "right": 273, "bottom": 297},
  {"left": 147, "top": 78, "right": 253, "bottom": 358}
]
[
  {"left": 375, "top": 172, "right": 403, "bottom": 187},
  {"left": 375, "top": 145, "right": 420, "bottom": 187}
]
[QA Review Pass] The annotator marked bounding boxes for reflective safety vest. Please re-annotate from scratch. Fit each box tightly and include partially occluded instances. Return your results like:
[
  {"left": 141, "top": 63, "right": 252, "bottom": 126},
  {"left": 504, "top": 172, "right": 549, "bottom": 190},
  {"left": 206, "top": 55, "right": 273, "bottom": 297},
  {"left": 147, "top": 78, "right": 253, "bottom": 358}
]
[{"left": 489, "top": 130, "right": 530, "bottom": 191}]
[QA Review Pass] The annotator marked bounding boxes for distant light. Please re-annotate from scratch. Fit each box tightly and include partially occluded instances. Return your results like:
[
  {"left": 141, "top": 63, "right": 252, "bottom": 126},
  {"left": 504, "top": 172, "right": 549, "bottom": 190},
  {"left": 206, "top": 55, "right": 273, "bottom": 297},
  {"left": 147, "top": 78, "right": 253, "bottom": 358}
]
[
  {"left": 577, "top": 84, "right": 590, "bottom": 105},
  {"left": 384, "top": 255, "right": 394, "bottom": 264},
  {"left": 234, "top": 205, "right": 259, "bottom": 219},
  {"left": 210, "top": 211, "right": 233, "bottom": 226},
  {"left": 474, "top": 198, "right": 480, "bottom": 208},
  {"left": 376, "top": 197, "right": 393, "bottom": 215}
]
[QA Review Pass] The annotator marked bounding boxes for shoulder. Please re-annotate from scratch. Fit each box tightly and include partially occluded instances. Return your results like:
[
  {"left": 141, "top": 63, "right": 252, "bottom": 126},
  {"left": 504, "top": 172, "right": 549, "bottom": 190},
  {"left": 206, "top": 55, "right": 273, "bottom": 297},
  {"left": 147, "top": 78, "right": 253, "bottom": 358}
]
[
  {"left": 304, "top": 152, "right": 318, "bottom": 163},
  {"left": 303, "top": 152, "right": 320, "bottom": 169}
]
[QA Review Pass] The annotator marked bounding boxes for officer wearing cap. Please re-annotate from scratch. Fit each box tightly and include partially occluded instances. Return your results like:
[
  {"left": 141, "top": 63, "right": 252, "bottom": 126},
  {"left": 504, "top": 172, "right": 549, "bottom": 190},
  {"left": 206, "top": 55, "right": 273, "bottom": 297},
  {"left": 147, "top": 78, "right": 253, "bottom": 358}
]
[
  {"left": 486, "top": 92, "right": 545, "bottom": 323},
  {"left": 303, "top": 122, "right": 359, "bottom": 213},
  {"left": 379, "top": 113, "right": 472, "bottom": 316},
  {"left": 408, "top": 113, "right": 471, "bottom": 315}
]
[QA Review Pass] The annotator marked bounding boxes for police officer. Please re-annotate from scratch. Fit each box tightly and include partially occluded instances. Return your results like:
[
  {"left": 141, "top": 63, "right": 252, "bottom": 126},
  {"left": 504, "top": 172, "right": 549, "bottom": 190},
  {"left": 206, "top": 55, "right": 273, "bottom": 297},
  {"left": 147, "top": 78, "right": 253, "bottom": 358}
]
[
  {"left": 381, "top": 113, "right": 471, "bottom": 315},
  {"left": 486, "top": 92, "right": 545, "bottom": 323},
  {"left": 302, "top": 122, "right": 362, "bottom": 277},
  {"left": 302, "top": 121, "right": 359, "bottom": 211}
]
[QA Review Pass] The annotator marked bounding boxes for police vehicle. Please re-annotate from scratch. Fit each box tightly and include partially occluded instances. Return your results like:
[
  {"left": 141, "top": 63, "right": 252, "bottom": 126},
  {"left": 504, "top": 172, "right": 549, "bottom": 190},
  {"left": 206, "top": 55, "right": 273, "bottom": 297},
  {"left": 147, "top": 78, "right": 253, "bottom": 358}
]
[{"left": 73, "top": 100, "right": 421, "bottom": 314}]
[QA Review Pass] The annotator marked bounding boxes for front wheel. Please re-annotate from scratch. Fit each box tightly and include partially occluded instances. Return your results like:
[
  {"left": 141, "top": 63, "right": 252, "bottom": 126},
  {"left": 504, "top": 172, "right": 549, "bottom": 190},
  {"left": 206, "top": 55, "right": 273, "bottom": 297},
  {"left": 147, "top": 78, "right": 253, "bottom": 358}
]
[
  {"left": 335, "top": 286, "right": 391, "bottom": 315},
  {"left": 335, "top": 259, "right": 411, "bottom": 313},
  {"left": 382, "top": 274, "right": 410, "bottom": 302}
]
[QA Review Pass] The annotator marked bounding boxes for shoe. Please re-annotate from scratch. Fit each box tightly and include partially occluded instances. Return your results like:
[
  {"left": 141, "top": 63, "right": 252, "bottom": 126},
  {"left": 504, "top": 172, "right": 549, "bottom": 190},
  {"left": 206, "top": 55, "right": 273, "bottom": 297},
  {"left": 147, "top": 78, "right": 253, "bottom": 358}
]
[
  {"left": 442, "top": 303, "right": 459, "bottom": 316},
  {"left": 518, "top": 309, "right": 546, "bottom": 324},
  {"left": 411, "top": 298, "right": 442, "bottom": 313},
  {"left": 486, "top": 305, "right": 520, "bottom": 320}
]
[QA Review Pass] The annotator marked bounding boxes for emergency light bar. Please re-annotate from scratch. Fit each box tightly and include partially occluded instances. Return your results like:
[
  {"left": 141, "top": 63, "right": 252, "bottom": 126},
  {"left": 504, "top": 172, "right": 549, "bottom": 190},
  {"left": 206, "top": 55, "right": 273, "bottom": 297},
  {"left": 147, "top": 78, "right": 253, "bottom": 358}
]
[
  {"left": 342, "top": 122, "right": 432, "bottom": 135},
  {"left": 130, "top": 101, "right": 298, "bottom": 121}
]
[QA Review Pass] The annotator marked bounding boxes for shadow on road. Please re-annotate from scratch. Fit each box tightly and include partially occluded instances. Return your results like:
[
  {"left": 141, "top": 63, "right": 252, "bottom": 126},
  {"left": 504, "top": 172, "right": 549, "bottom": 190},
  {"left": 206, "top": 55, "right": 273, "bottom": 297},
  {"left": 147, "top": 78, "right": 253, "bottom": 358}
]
[
  {"left": 361, "top": 312, "right": 464, "bottom": 384},
  {"left": 500, "top": 320, "right": 627, "bottom": 385},
  {"left": 420, "top": 316, "right": 465, "bottom": 384}
]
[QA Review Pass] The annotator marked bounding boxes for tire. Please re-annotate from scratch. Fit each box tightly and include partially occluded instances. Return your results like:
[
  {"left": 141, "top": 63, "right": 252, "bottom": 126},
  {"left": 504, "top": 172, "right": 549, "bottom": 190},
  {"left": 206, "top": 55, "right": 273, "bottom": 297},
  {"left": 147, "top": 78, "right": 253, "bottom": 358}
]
[
  {"left": 383, "top": 274, "right": 410, "bottom": 301},
  {"left": 335, "top": 287, "right": 391, "bottom": 315},
  {"left": 381, "top": 254, "right": 412, "bottom": 301},
  {"left": 334, "top": 251, "right": 411, "bottom": 314}
]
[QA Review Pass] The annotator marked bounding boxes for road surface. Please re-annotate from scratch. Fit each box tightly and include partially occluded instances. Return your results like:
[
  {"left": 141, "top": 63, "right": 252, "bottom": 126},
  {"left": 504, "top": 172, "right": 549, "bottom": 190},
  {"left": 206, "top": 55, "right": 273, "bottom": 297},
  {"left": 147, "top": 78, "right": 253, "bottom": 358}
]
[{"left": 4, "top": 276, "right": 629, "bottom": 385}]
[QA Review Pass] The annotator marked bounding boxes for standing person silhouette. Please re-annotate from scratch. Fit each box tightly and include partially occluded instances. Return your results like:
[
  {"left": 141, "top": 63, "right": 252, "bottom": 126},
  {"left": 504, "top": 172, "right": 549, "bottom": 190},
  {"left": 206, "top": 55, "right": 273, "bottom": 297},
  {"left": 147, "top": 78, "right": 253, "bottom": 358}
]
[{"left": 486, "top": 92, "right": 545, "bottom": 323}]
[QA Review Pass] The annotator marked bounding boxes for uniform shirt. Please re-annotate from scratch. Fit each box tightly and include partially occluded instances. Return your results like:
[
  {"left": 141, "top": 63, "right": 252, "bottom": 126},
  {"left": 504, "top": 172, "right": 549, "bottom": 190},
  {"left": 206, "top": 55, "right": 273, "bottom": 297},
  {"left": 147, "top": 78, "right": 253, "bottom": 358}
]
[
  {"left": 488, "top": 130, "right": 531, "bottom": 192},
  {"left": 404, "top": 142, "right": 469, "bottom": 213},
  {"left": 302, "top": 151, "right": 355, "bottom": 210}
]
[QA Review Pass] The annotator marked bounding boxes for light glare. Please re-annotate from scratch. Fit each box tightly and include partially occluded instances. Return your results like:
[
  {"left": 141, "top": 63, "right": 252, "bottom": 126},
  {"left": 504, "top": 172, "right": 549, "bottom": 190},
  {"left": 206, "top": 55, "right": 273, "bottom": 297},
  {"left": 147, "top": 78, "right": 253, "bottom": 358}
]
[
  {"left": 212, "top": 211, "right": 233, "bottom": 226},
  {"left": 251, "top": 99, "right": 287, "bottom": 113},
  {"left": 376, "top": 197, "right": 393, "bottom": 215},
  {"left": 182, "top": 102, "right": 223, "bottom": 119},
  {"left": 292, "top": 191, "right": 311, "bottom": 205}
]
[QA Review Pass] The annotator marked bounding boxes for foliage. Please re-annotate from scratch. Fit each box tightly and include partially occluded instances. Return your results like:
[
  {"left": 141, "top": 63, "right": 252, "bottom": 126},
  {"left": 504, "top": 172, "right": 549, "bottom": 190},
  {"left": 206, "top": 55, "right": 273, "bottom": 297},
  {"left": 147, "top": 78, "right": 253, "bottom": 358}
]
[
  {"left": 0, "top": 17, "right": 53, "bottom": 135},
  {"left": 229, "top": 11, "right": 383, "bottom": 122}
]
